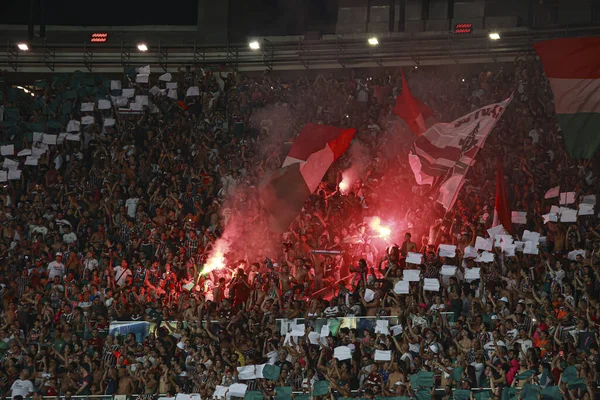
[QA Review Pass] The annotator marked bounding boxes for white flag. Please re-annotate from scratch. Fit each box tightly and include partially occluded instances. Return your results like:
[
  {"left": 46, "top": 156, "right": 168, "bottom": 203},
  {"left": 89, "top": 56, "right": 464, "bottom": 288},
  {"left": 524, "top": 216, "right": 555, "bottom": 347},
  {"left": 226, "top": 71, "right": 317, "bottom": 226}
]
[
  {"left": 579, "top": 203, "right": 594, "bottom": 216},
  {"left": 110, "top": 80, "right": 122, "bottom": 90},
  {"left": 333, "top": 346, "right": 352, "bottom": 361},
  {"left": 544, "top": 186, "right": 560, "bottom": 199},
  {"left": 374, "top": 350, "right": 392, "bottom": 361},
  {"left": 186, "top": 86, "right": 200, "bottom": 97},
  {"left": 393, "top": 280, "right": 409, "bottom": 294},
  {"left": 0, "top": 145, "right": 14, "bottom": 156},
  {"left": 424, "top": 278, "right": 440, "bottom": 292},
  {"left": 560, "top": 192, "right": 576, "bottom": 205},
  {"left": 582, "top": 195, "right": 596, "bottom": 205},
  {"left": 402, "top": 269, "right": 421, "bottom": 282},
  {"left": 374, "top": 320, "right": 389, "bottom": 335},
  {"left": 406, "top": 252, "right": 423, "bottom": 265},
  {"left": 138, "top": 65, "right": 151, "bottom": 74},
  {"left": 438, "top": 244, "right": 456, "bottom": 258},
  {"left": 441, "top": 265, "right": 457, "bottom": 276},
  {"left": 98, "top": 99, "right": 111, "bottom": 110}
]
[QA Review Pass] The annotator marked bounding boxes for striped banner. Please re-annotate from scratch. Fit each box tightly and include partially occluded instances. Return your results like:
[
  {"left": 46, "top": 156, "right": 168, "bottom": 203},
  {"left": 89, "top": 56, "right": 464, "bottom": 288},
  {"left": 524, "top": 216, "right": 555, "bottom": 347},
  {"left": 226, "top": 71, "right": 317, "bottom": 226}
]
[
  {"left": 410, "top": 95, "right": 513, "bottom": 188},
  {"left": 410, "top": 95, "right": 513, "bottom": 209}
]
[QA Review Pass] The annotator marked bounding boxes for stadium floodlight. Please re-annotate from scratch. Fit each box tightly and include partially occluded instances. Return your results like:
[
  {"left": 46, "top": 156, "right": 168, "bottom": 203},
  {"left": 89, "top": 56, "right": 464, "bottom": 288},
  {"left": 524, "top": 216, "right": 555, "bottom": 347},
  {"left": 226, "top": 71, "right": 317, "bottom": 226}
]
[
  {"left": 249, "top": 41, "right": 260, "bottom": 50},
  {"left": 137, "top": 43, "right": 148, "bottom": 52},
  {"left": 489, "top": 32, "right": 500, "bottom": 40},
  {"left": 17, "top": 43, "right": 29, "bottom": 51},
  {"left": 368, "top": 37, "right": 379, "bottom": 46}
]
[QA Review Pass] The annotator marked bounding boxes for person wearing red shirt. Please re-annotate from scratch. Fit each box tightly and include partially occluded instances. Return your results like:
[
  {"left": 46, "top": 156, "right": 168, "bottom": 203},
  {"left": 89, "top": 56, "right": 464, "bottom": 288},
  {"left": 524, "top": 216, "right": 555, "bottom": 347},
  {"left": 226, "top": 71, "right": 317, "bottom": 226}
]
[{"left": 363, "top": 364, "right": 383, "bottom": 392}]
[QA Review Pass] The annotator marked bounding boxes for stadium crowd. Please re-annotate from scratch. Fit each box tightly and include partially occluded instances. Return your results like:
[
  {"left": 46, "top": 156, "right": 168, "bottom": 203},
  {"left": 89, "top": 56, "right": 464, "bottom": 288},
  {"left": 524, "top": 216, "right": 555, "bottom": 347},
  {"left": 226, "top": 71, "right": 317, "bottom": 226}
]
[{"left": 0, "top": 52, "right": 598, "bottom": 400}]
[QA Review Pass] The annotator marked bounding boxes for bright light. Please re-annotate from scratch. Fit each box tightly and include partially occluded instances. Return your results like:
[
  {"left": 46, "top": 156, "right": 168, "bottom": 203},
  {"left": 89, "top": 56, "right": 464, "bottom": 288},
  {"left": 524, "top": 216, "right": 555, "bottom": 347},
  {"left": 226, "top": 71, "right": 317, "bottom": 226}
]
[
  {"left": 339, "top": 179, "right": 349, "bottom": 194},
  {"left": 17, "top": 43, "right": 28, "bottom": 51},
  {"left": 202, "top": 247, "right": 225, "bottom": 275},
  {"left": 137, "top": 43, "right": 148, "bottom": 52},
  {"left": 489, "top": 32, "right": 500, "bottom": 40},
  {"left": 16, "top": 86, "right": 35, "bottom": 96},
  {"left": 414, "top": 65, "right": 418, "bottom": 69},
  {"left": 91, "top": 33, "right": 108, "bottom": 43},
  {"left": 201, "top": 239, "right": 229, "bottom": 275},
  {"left": 249, "top": 41, "right": 260, "bottom": 50},
  {"left": 462, "top": 78, "right": 465, "bottom": 82},
  {"left": 368, "top": 37, "right": 379, "bottom": 46},
  {"left": 369, "top": 217, "right": 391, "bottom": 241}
]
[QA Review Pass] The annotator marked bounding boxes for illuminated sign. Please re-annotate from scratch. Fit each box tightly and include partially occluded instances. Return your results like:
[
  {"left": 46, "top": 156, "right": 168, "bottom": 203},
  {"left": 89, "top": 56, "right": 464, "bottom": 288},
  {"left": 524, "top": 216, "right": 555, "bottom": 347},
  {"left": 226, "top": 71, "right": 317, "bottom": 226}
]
[
  {"left": 91, "top": 33, "right": 108, "bottom": 43},
  {"left": 454, "top": 23, "right": 473, "bottom": 34}
]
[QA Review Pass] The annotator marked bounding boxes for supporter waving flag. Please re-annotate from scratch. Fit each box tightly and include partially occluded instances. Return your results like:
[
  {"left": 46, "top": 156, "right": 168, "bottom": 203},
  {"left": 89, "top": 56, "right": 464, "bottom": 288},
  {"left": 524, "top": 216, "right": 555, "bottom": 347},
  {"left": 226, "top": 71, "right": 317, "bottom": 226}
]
[
  {"left": 409, "top": 95, "right": 513, "bottom": 209},
  {"left": 260, "top": 123, "right": 355, "bottom": 232},
  {"left": 393, "top": 71, "right": 433, "bottom": 136},
  {"left": 534, "top": 37, "right": 600, "bottom": 159}
]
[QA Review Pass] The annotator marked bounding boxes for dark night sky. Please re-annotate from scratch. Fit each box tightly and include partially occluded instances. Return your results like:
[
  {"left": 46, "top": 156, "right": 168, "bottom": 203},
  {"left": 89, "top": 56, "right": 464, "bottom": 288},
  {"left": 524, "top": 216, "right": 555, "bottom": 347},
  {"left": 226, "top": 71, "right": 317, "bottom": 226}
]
[{"left": 0, "top": 0, "right": 338, "bottom": 36}]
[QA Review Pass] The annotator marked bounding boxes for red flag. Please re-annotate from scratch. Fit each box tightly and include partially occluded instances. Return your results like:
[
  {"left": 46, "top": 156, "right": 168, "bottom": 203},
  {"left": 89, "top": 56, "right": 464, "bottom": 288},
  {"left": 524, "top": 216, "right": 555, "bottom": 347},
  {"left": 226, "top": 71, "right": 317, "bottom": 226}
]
[
  {"left": 393, "top": 71, "right": 433, "bottom": 136},
  {"left": 493, "top": 159, "right": 513, "bottom": 233},
  {"left": 261, "top": 124, "right": 356, "bottom": 233}
]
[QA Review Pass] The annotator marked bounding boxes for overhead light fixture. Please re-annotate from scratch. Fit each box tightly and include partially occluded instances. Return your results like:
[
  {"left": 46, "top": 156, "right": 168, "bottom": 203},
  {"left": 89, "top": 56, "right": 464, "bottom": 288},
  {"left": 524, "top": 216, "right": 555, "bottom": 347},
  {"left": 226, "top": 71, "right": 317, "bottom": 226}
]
[
  {"left": 462, "top": 78, "right": 465, "bottom": 82},
  {"left": 17, "top": 43, "right": 29, "bottom": 51},
  {"left": 489, "top": 32, "right": 500, "bottom": 40},
  {"left": 249, "top": 41, "right": 260, "bottom": 50},
  {"left": 368, "top": 37, "right": 379, "bottom": 46},
  {"left": 137, "top": 43, "right": 148, "bottom": 52},
  {"left": 415, "top": 65, "right": 418, "bottom": 69}
]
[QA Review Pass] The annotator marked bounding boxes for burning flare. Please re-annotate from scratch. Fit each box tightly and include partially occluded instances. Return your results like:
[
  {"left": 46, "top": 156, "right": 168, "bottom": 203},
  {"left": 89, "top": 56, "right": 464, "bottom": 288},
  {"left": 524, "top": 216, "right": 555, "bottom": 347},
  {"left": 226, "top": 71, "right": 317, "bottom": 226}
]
[
  {"left": 339, "top": 178, "right": 350, "bottom": 194},
  {"left": 201, "top": 240, "right": 228, "bottom": 275},
  {"left": 369, "top": 217, "right": 391, "bottom": 240}
]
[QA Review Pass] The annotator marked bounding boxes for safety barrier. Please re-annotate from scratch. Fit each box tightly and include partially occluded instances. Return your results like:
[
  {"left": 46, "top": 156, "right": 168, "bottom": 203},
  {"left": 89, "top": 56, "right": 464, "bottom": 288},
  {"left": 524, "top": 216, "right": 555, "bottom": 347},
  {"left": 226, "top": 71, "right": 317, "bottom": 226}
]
[{"left": 108, "top": 316, "right": 402, "bottom": 343}]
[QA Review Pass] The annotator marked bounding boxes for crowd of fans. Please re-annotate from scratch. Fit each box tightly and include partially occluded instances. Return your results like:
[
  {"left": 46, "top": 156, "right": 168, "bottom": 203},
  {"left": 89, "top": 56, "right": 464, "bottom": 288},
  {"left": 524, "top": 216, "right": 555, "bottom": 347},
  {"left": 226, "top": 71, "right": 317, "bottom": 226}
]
[{"left": 0, "top": 52, "right": 598, "bottom": 400}]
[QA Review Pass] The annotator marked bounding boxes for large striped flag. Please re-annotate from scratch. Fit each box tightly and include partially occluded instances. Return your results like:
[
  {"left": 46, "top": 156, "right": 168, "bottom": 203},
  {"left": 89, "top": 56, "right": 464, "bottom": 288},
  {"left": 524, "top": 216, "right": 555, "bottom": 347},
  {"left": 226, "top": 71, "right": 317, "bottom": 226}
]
[
  {"left": 393, "top": 71, "right": 433, "bottom": 136},
  {"left": 261, "top": 123, "right": 355, "bottom": 232},
  {"left": 409, "top": 95, "right": 513, "bottom": 209},
  {"left": 534, "top": 37, "right": 600, "bottom": 159}
]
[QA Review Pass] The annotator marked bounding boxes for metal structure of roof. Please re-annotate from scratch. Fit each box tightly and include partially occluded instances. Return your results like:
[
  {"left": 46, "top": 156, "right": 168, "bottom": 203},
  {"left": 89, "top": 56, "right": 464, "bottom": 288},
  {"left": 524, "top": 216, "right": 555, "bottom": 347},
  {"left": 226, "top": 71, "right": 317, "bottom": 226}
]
[{"left": 1, "top": 24, "right": 600, "bottom": 73}]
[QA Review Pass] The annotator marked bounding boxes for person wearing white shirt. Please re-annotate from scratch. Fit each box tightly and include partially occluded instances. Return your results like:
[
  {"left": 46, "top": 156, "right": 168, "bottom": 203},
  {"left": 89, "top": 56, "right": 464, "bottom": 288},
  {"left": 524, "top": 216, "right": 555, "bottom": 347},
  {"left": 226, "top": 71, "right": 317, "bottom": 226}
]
[
  {"left": 8, "top": 372, "right": 35, "bottom": 399},
  {"left": 515, "top": 328, "right": 533, "bottom": 360},
  {"left": 505, "top": 320, "right": 519, "bottom": 341},
  {"left": 125, "top": 197, "right": 139, "bottom": 218},
  {"left": 62, "top": 226, "right": 78, "bottom": 244},
  {"left": 54, "top": 213, "right": 72, "bottom": 234},
  {"left": 113, "top": 260, "right": 132, "bottom": 287},
  {"left": 47, "top": 253, "right": 66, "bottom": 281},
  {"left": 323, "top": 299, "right": 340, "bottom": 318},
  {"left": 83, "top": 251, "right": 99, "bottom": 273}
]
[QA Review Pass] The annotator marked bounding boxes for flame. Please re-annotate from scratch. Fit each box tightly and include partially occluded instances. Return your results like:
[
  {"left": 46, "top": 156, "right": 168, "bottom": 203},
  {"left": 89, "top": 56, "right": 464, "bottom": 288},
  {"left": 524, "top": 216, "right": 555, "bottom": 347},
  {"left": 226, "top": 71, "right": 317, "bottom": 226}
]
[
  {"left": 339, "top": 179, "right": 349, "bottom": 194},
  {"left": 201, "top": 240, "right": 228, "bottom": 275},
  {"left": 369, "top": 217, "right": 391, "bottom": 240}
]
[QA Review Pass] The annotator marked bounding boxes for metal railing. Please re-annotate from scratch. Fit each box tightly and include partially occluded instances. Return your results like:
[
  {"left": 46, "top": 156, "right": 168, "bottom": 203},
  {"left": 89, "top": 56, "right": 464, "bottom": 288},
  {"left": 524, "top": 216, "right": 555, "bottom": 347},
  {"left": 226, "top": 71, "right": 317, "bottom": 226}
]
[{"left": 3, "top": 25, "right": 600, "bottom": 72}]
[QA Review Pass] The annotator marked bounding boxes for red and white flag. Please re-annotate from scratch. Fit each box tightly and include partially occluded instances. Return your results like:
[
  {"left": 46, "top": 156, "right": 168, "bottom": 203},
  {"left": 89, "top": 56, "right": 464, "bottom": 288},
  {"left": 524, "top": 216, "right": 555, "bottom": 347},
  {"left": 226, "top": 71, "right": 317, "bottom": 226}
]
[
  {"left": 261, "top": 123, "right": 355, "bottom": 232},
  {"left": 409, "top": 95, "right": 513, "bottom": 209},
  {"left": 393, "top": 71, "right": 433, "bottom": 136}
]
